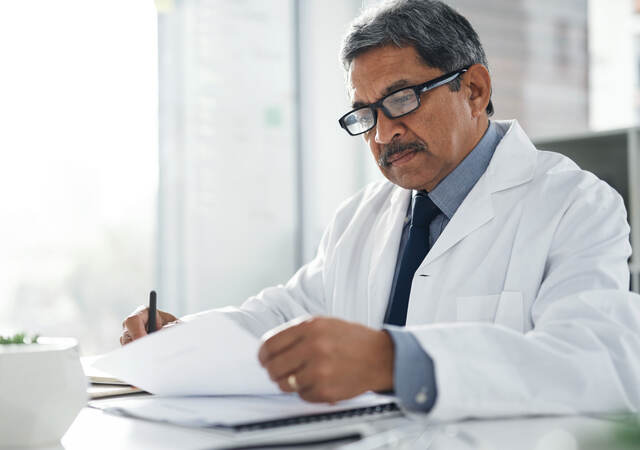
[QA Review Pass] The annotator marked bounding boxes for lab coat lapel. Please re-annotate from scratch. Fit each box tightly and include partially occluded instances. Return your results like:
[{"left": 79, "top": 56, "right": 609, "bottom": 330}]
[
  {"left": 367, "top": 186, "right": 411, "bottom": 326},
  {"left": 423, "top": 176, "right": 494, "bottom": 265},
  {"left": 423, "top": 120, "right": 537, "bottom": 266}
]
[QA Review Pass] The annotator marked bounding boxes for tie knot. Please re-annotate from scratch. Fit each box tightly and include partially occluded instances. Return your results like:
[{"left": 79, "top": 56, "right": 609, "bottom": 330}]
[{"left": 411, "top": 192, "right": 440, "bottom": 228}]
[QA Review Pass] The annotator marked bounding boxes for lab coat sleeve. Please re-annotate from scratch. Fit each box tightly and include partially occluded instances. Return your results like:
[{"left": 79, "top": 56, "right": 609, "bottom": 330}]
[
  {"left": 181, "top": 185, "right": 376, "bottom": 337},
  {"left": 408, "top": 179, "right": 640, "bottom": 421},
  {"left": 181, "top": 226, "right": 331, "bottom": 337}
]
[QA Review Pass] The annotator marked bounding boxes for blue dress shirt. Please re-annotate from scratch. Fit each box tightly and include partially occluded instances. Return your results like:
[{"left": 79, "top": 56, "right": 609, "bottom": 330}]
[{"left": 385, "top": 121, "right": 504, "bottom": 412}]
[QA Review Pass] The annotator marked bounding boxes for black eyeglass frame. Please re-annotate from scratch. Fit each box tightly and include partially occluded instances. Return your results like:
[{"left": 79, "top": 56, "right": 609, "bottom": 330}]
[{"left": 338, "top": 67, "right": 470, "bottom": 136}]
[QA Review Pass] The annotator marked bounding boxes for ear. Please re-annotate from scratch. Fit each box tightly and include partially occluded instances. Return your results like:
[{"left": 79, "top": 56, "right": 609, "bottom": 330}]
[{"left": 464, "top": 64, "right": 491, "bottom": 119}]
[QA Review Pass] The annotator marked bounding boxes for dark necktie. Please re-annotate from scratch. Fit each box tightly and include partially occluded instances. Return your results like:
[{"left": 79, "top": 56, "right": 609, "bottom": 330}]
[{"left": 385, "top": 192, "right": 441, "bottom": 326}]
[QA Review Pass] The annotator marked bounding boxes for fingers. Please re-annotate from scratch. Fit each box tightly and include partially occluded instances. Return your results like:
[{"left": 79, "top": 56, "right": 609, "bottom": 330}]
[
  {"left": 293, "top": 362, "right": 343, "bottom": 403},
  {"left": 122, "top": 308, "right": 148, "bottom": 342},
  {"left": 259, "top": 321, "right": 317, "bottom": 394},
  {"left": 159, "top": 310, "right": 178, "bottom": 324},
  {"left": 258, "top": 322, "right": 307, "bottom": 365},
  {"left": 120, "top": 307, "right": 179, "bottom": 346},
  {"left": 275, "top": 374, "right": 297, "bottom": 393},
  {"left": 263, "top": 342, "right": 309, "bottom": 389},
  {"left": 259, "top": 317, "right": 390, "bottom": 403},
  {"left": 120, "top": 330, "right": 133, "bottom": 346}
]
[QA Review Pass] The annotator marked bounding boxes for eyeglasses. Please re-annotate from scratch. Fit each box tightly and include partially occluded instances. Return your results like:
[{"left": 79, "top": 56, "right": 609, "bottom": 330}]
[{"left": 338, "top": 67, "right": 469, "bottom": 136}]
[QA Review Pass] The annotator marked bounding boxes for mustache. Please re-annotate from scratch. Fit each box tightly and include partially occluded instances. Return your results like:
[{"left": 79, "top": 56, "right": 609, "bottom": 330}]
[{"left": 378, "top": 140, "right": 428, "bottom": 168}]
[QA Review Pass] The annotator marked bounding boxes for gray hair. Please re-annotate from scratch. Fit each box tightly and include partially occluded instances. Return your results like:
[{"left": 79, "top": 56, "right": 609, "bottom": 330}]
[{"left": 340, "top": 0, "right": 493, "bottom": 115}]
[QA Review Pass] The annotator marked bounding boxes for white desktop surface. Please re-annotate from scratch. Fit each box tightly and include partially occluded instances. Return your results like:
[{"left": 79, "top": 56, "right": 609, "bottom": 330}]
[{"left": 49, "top": 404, "right": 633, "bottom": 450}]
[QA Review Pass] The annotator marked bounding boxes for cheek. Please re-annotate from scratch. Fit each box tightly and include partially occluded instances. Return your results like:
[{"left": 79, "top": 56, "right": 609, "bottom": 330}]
[
  {"left": 364, "top": 134, "right": 380, "bottom": 157},
  {"left": 412, "top": 91, "right": 461, "bottom": 137},
  {"left": 407, "top": 111, "right": 458, "bottom": 159}
]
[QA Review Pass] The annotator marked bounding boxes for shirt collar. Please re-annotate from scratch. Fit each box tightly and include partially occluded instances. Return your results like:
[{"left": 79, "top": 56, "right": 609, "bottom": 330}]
[{"left": 414, "top": 120, "right": 502, "bottom": 219}]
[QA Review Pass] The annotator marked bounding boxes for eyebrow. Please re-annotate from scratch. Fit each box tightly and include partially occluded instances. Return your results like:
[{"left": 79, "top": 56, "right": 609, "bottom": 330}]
[{"left": 351, "top": 79, "right": 412, "bottom": 109}]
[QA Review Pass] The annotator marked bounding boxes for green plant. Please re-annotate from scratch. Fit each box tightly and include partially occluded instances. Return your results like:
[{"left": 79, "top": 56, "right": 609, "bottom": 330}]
[{"left": 0, "top": 333, "right": 39, "bottom": 344}]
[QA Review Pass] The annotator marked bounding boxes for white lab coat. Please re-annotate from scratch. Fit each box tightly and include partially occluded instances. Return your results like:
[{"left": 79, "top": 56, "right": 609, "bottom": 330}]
[{"left": 195, "top": 120, "right": 640, "bottom": 420}]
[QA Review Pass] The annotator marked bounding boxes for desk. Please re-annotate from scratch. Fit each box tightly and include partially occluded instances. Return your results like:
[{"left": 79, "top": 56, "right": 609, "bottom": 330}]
[{"left": 51, "top": 405, "right": 638, "bottom": 450}]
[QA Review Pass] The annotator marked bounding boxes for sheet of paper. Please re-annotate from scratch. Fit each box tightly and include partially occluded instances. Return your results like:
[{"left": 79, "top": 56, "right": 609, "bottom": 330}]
[
  {"left": 91, "top": 312, "right": 279, "bottom": 396},
  {"left": 91, "top": 392, "right": 397, "bottom": 427}
]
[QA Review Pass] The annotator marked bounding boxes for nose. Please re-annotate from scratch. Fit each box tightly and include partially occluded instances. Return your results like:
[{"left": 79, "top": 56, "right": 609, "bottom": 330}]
[{"left": 374, "top": 109, "right": 404, "bottom": 144}]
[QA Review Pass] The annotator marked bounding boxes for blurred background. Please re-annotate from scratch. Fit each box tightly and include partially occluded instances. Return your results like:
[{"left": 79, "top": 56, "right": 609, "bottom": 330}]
[{"left": 0, "top": 0, "right": 638, "bottom": 355}]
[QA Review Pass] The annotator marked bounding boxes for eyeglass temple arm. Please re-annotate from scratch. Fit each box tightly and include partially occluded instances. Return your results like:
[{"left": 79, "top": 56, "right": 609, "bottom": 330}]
[{"left": 419, "top": 69, "right": 468, "bottom": 94}]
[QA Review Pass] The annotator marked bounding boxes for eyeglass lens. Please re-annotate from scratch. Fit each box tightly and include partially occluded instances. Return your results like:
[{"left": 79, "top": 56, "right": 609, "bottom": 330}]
[
  {"left": 382, "top": 89, "right": 419, "bottom": 116},
  {"left": 344, "top": 108, "right": 376, "bottom": 135},
  {"left": 344, "top": 88, "right": 419, "bottom": 135}
]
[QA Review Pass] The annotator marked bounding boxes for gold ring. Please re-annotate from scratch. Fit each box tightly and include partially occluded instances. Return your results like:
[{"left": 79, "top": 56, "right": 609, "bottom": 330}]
[{"left": 287, "top": 374, "right": 299, "bottom": 391}]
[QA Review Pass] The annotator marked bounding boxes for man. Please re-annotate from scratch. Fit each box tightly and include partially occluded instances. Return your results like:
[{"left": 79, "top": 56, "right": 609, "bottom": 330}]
[{"left": 122, "top": 0, "right": 640, "bottom": 420}]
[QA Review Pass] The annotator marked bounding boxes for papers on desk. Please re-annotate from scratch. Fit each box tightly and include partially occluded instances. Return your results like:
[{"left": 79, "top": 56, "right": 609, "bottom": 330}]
[
  {"left": 91, "top": 392, "right": 399, "bottom": 430},
  {"left": 91, "top": 311, "right": 279, "bottom": 396},
  {"left": 87, "top": 384, "right": 143, "bottom": 399},
  {"left": 89, "top": 312, "right": 402, "bottom": 443},
  {"left": 82, "top": 355, "right": 128, "bottom": 385},
  {"left": 82, "top": 355, "right": 145, "bottom": 399}
]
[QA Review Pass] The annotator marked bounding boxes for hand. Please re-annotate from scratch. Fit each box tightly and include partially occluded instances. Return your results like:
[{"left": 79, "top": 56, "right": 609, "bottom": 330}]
[
  {"left": 120, "top": 306, "right": 180, "bottom": 345},
  {"left": 258, "top": 317, "right": 394, "bottom": 403}
]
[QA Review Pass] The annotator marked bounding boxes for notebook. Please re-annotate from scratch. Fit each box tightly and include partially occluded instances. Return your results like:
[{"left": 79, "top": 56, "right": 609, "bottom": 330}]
[
  {"left": 82, "top": 356, "right": 146, "bottom": 399},
  {"left": 87, "top": 384, "right": 143, "bottom": 399},
  {"left": 90, "top": 392, "right": 403, "bottom": 447},
  {"left": 82, "top": 355, "right": 129, "bottom": 385},
  {"left": 91, "top": 392, "right": 399, "bottom": 430}
]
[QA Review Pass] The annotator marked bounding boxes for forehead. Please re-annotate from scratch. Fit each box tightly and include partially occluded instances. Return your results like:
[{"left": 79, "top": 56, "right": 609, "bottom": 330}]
[{"left": 348, "top": 45, "right": 442, "bottom": 105}]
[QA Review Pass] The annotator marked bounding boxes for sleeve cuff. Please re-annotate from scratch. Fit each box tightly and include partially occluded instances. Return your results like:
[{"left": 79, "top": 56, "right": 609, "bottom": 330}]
[{"left": 385, "top": 326, "right": 438, "bottom": 413}]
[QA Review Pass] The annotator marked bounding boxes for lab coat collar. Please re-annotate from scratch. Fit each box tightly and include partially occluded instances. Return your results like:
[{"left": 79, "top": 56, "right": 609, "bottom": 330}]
[
  {"left": 483, "top": 119, "right": 537, "bottom": 194},
  {"left": 389, "top": 119, "right": 537, "bottom": 267},
  {"left": 368, "top": 120, "right": 536, "bottom": 322},
  {"left": 424, "top": 119, "right": 536, "bottom": 265},
  {"left": 387, "top": 119, "right": 535, "bottom": 204}
]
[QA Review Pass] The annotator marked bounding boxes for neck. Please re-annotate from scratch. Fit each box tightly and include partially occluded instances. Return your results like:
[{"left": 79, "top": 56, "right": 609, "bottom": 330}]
[
  {"left": 467, "top": 115, "right": 490, "bottom": 155},
  {"left": 453, "top": 116, "right": 490, "bottom": 170}
]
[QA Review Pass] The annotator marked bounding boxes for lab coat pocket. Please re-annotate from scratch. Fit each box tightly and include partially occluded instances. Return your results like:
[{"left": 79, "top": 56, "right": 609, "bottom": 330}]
[
  {"left": 456, "top": 291, "right": 524, "bottom": 332},
  {"left": 494, "top": 291, "right": 524, "bottom": 333},
  {"left": 456, "top": 294, "right": 500, "bottom": 322}
]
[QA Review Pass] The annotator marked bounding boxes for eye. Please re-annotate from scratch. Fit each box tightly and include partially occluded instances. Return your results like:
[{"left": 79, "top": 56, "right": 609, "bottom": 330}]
[{"left": 383, "top": 89, "right": 419, "bottom": 116}]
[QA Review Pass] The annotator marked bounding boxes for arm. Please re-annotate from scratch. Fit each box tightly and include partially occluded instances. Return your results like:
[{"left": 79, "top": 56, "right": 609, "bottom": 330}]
[
  {"left": 122, "top": 183, "right": 372, "bottom": 342},
  {"left": 386, "top": 328, "right": 438, "bottom": 412},
  {"left": 123, "top": 233, "right": 332, "bottom": 342},
  {"left": 180, "top": 217, "right": 335, "bottom": 338},
  {"left": 181, "top": 184, "right": 384, "bottom": 337}
]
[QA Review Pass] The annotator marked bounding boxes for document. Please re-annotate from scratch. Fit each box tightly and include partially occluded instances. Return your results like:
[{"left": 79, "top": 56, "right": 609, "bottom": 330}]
[{"left": 92, "top": 312, "right": 279, "bottom": 396}]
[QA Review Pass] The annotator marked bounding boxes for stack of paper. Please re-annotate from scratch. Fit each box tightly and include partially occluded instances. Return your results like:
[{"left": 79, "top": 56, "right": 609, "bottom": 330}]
[
  {"left": 92, "top": 393, "right": 397, "bottom": 429},
  {"left": 90, "top": 312, "right": 401, "bottom": 436}
]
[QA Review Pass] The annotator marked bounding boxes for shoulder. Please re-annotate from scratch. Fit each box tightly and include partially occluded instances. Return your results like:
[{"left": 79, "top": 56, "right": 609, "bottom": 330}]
[
  {"left": 532, "top": 149, "right": 623, "bottom": 210},
  {"left": 492, "top": 120, "right": 627, "bottom": 233},
  {"left": 489, "top": 121, "right": 623, "bottom": 216},
  {"left": 520, "top": 149, "right": 630, "bottom": 257}
]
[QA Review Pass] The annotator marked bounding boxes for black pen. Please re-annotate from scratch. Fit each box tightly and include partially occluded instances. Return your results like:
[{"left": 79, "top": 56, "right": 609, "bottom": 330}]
[{"left": 147, "top": 290, "right": 157, "bottom": 333}]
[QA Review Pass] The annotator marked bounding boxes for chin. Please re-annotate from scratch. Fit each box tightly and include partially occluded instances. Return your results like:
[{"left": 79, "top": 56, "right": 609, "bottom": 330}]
[
  {"left": 384, "top": 170, "right": 436, "bottom": 192},
  {"left": 380, "top": 155, "right": 438, "bottom": 191},
  {"left": 387, "top": 177, "right": 429, "bottom": 192}
]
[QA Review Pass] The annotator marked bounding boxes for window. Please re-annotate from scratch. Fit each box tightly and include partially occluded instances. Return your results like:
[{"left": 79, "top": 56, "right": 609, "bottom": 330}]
[{"left": 0, "top": 0, "right": 158, "bottom": 354}]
